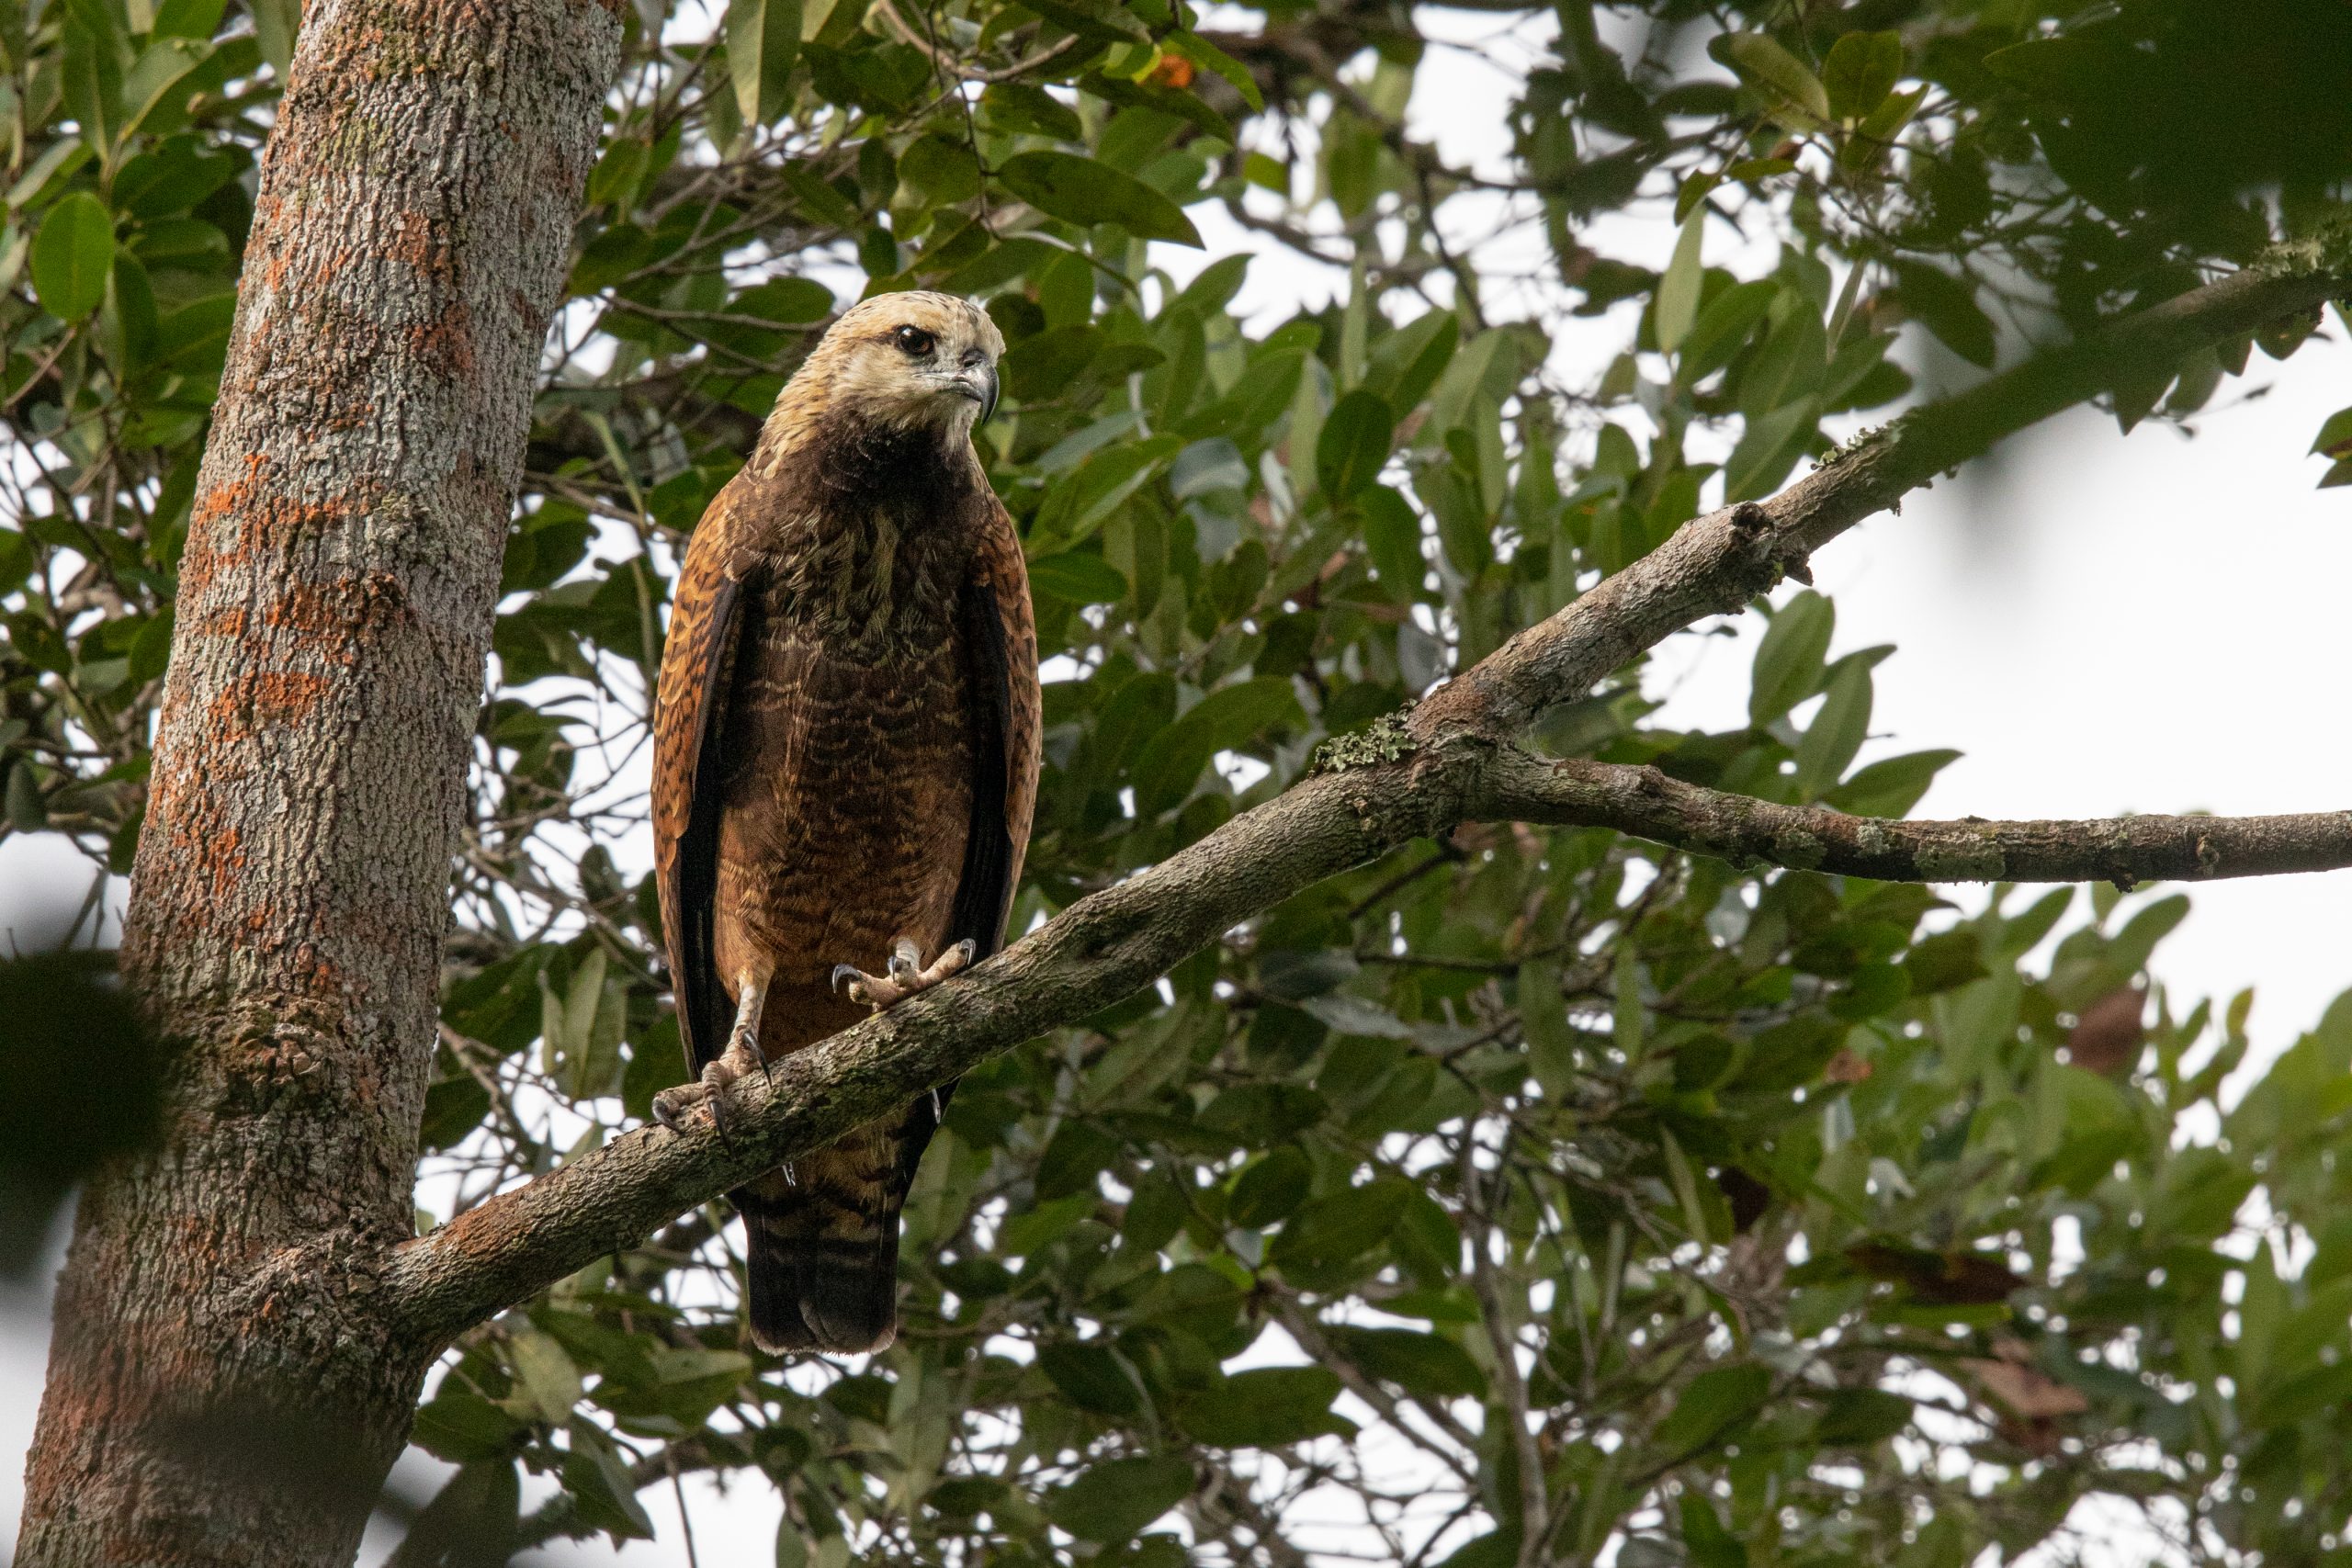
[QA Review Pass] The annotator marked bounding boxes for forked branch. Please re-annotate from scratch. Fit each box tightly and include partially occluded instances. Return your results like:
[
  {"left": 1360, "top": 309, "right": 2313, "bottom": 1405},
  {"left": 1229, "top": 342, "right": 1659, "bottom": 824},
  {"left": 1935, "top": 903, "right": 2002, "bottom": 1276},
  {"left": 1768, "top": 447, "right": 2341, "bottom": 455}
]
[
  {"left": 381, "top": 244, "right": 2352, "bottom": 1348},
  {"left": 1491, "top": 753, "right": 2352, "bottom": 887}
]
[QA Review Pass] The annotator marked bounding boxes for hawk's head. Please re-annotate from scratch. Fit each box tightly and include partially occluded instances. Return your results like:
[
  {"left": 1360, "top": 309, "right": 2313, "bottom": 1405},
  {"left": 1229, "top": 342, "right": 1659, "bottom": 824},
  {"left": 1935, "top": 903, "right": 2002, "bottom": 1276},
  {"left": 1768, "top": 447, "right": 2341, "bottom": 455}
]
[{"left": 794, "top": 290, "right": 1004, "bottom": 434}]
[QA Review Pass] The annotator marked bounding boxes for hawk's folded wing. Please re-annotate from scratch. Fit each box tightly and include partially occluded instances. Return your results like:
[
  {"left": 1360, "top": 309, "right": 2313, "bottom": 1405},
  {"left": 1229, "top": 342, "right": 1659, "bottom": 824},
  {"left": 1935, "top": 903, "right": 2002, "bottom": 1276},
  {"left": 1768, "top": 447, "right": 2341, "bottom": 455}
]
[{"left": 651, "top": 491, "right": 748, "bottom": 1077}]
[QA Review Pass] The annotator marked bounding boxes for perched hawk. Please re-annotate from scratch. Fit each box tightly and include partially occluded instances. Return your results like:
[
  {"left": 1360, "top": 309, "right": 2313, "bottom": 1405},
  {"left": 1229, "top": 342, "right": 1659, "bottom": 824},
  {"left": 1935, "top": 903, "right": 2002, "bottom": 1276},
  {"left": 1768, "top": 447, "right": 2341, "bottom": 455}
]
[{"left": 650, "top": 291, "right": 1040, "bottom": 1354}]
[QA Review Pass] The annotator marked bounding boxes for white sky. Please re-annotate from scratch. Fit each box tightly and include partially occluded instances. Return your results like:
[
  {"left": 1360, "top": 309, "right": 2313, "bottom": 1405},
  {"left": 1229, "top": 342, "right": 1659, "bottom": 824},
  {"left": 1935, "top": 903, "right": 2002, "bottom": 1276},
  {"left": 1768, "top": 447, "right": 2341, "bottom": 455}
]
[{"left": 6, "top": 7, "right": 2350, "bottom": 1563}]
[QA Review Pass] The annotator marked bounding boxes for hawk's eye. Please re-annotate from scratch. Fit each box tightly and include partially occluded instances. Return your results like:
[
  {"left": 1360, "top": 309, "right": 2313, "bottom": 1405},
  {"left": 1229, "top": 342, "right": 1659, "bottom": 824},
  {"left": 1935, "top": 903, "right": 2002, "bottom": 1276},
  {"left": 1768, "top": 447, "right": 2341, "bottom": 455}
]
[{"left": 893, "top": 324, "right": 937, "bottom": 356}]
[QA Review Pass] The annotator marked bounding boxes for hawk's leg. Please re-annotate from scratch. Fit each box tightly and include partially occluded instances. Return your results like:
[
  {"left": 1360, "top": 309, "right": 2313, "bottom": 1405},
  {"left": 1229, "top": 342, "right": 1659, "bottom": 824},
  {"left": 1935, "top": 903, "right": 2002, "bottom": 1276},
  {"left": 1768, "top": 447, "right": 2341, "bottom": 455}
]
[
  {"left": 831, "top": 935, "right": 976, "bottom": 1010},
  {"left": 652, "top": 968, "right": 771, "bottom": 1134}
]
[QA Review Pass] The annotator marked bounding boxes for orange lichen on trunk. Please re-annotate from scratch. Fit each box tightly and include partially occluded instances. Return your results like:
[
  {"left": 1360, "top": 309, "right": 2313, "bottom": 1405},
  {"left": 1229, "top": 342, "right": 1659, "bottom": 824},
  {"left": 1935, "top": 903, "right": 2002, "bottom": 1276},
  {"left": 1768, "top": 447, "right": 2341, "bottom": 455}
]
[{"left": 16, "top": 2, "right": 624, "bottom": 1565}]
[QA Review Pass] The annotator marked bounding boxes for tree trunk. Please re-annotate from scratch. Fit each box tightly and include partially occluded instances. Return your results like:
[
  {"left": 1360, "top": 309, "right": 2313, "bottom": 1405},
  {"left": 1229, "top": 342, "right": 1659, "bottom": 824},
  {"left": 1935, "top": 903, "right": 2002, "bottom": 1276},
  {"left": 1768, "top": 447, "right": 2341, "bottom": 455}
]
[{"left": 15, "top": 3, "right": 618, "bottom": 1564}]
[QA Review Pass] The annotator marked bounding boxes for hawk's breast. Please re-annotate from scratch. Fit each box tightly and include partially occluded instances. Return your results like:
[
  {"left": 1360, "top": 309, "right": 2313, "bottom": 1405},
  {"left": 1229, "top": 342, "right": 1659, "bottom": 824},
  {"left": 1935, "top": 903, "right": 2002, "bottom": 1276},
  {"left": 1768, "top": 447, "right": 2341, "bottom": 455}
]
[{"left": 707, "top": 542, "right": 977, "bottom": 1041}]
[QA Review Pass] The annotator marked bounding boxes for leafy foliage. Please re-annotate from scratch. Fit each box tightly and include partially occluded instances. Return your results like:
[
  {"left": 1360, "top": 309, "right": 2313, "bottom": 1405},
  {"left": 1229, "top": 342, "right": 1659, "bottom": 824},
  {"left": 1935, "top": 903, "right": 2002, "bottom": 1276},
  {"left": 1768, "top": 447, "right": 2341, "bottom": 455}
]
[{"left": 4, "top": 0, "right": 2350, "bottom": 1563}]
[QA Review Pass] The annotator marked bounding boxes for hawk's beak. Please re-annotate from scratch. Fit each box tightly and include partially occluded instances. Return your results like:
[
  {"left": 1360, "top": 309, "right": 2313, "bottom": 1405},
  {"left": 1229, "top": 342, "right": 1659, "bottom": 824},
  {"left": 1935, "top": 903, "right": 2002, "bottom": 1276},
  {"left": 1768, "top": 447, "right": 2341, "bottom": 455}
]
[{"left": 962, "top": 363, "right": 999, "bottom": 424}]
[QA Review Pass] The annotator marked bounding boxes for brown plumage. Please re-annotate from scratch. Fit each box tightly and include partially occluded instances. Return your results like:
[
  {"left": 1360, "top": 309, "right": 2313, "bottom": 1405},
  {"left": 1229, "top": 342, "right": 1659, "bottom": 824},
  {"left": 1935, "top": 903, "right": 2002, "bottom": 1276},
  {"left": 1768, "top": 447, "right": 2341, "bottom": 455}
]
[{"left": 650, "top": 291, "right": 1039, "bottom": 1354}]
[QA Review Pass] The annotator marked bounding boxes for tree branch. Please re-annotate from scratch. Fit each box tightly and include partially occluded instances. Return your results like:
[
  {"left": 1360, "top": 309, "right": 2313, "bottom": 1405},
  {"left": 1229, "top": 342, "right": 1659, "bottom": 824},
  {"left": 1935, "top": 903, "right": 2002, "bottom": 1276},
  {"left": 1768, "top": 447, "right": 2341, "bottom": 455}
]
[
  {"left": 380, "top": 245, "right": 2352, "bottom": 1350},
  {"left": 1489, "top": 754, "right": 2352, "bottom": 886},
  {"left": 1408, "top": 242, "right": 2352, "bottom": 745}
]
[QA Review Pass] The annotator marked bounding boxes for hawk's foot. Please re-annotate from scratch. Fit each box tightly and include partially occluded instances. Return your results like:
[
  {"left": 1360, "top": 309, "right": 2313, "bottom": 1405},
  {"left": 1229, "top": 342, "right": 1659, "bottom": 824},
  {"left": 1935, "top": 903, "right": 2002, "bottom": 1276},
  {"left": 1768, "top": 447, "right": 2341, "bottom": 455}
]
[
  {"left": 653, "top": 971, "right": 770, "bottom": 1135},
  {"left": 831, "top": 935, "right": 976, "bottom": 1010}
]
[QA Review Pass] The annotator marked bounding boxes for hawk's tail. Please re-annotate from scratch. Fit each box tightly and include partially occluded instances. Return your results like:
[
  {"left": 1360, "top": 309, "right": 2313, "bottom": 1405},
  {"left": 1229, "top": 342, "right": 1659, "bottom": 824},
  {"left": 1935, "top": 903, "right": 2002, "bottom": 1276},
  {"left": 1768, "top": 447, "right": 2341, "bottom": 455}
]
[{"left": 734, "top": 1099, "right": 939, "bottom": 1355}]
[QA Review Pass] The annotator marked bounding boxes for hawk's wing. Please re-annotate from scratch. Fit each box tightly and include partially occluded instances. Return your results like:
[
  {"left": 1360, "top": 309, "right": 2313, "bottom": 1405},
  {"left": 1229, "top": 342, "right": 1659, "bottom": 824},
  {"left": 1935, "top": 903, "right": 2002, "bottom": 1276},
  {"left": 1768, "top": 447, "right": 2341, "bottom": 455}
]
[
  {"left": 945, "top": 491, "right": 1041, "bottom": 963},
  {"left": 886, "top": 491, "right": 1039, "bottom": 1194},
  {"left": 651, "top": 488, "right": 749, "bottom": 1077}
]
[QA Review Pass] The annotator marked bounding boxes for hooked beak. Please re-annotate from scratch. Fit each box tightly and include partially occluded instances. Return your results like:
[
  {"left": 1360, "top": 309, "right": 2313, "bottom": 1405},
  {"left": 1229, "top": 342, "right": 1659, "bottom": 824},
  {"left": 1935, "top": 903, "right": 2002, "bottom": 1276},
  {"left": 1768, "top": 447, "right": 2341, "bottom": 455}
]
[{"left": 956, "top": 362, "right": 1000, "bottom": 424}]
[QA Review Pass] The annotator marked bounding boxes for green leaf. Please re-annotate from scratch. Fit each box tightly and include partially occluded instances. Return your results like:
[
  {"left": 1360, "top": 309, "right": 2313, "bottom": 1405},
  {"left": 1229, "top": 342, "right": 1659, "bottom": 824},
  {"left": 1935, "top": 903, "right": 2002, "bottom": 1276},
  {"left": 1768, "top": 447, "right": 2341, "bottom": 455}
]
[
  {"left": 726, "top": 0, "right": 801, "bottom": 128},
  {"left": 401, "top": 1461, "right": 522, "bottom": 1568},
  {"left": 1271, "top": 1178, "right": 1410, "bottom": 1269},
  {"left": 105, "top": 252, "right": 158, "bottom": 371},
  {"left": 997, "top": 151, "right": 1203, "bottom": 246},
  {"left": 1792, "top": 656, "right": 1873, "bottom": 798},
  {"left": 1892, "top": 261, "right": 1996, "bottom": 369},
  {"left": 120, "top": 36, "right": 209, "bottom": 142},
  {"left": 1815, "top": 1386, "right": 1913, "bottom": 1446},
  {"left": 1046, "top": 1455, "right": 1193, "bottom": 1542},
  {"left": 34, "top": 193, "right": 116, "bottom": 321},
  {"left": 1001, "top": 1190, "right": 1093, "bottom": 1256},
  {"left": 60, "top": 7, "right": 124, "bottom": 153},
  {"left": 8, "top": 142, "right": 93, "bottom": 213},
  {"left": 1179, "top": 1366, "right": 1348, "bottom": 1447},
  {"left": 1129, "top": 677, "right": 1305, "bottom": 814},
  {"left": 155, "top": 291, "right": 234, "bottom": 374},
  {"left": 418, "top": 1074, "right": 490, "bottom": 1151},
  {"left": 153, "top": 0, "right": 226, "bottom": 38},
  {"left": 1003, "top": 322, "right": 1106, "bottom": 401},
  {"left": 1363, "top": 309, "right": 1459, "bottom": 414},
  {"left": 0, "top": 530, "right": 34, "bottom": 597},
  {"left": 1681, "top": 1495, "right": 1747, "bottom": 1568},
  {"left": 1822, "top": 30, "right": 1903, "bottom": 122},
  {"left": 980, "top": 82, "right": 1083, "bottom": 141},
  {"left": 1167, "top": 29, "right": 1262, "bottom": 111},
  {"left": 1035, "top": 1118, "right": 1118, "bottom": 1199},
  {"left": 411, "top": 1393, "right": 519, "bottom": 1464},
  {"left": 1979, "top": 36, "right": 2100, "bottom": 97},
  {"left": 1748, "top": 590, "right": 1834, "bottom": 726},
  {"left": 1709, "top": 32, "right": 1829, "bottom": 126},
  {"left": 1737, "top": 301, "right": 1828, "bottom": 419},
  {"left": 1826, "top": 748, "right": 1960, "bottom": 818},
  {"left": 1027, "top": 550, "right": 1128, "bottom": 605},
  {"left": 1029, "top": 434, "right": 1181, "bottom": 548},
  {"left": 1228, "top": 1144, "right": 1310, "bottom": 1228},
  {"left": 1677, "top": 278, "right": 1777, "bottom": 385},
  {"left": 1020, "top": 0, "right": 1149, "bottom": 42},
  {"left": 250, "top": 0, "right": 299, "bottom": 75},
  {"left": 1430, "top": 1533, "right": 1517, "bottom": 1568},
  {"left": 507, "top": 1326, "right": 583, "bottom": 1423},
  {"left": 5, "top": 761, "right": 44, "bottom": 831},
  {"left": 1723, "top": 392, "right": 1819, "bottom": 502},
  {"left": 2109, "top": 892, "right": 2191, "bottom": 975},
  {"left": 1655, "top": 211, "right": 1703, "bottom": 356},
  {"left": 1039, "top": 1342, "right": 1146, "bottom": 1416},
  {"left": 2310, "top": 406, "right": 2352, "bottom": 460},
  {"left": 1654, "top": 1363, "right": 1772, "bottom": 1457},
  {"left": 560, "top": 1422, "right": 657, "bottom": 1542},
  {"left": 1316, "top": 389, "right": 1395, "bottom": 500},
  {"left": 1425, "top": 326, "right": 1510, "bottom": 440},
  {"left": 1326, "top": 1325, "right": 1487, "bottom": 1399},
  {"left": 1360, "top": 484, "right": 1426, "bottom": 598},
  {"left": 1848, "top": 85, "right": 1926, "bottom": 166},
  {"left": 732, "top": 276, "right": 833, "bottom": 323}
]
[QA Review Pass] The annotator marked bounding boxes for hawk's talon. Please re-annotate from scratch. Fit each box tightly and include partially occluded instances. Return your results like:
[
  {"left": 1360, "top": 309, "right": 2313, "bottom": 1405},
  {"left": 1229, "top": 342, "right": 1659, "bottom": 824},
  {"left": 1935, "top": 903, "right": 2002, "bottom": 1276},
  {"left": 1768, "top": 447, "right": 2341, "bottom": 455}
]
[
  {"left": 832, "top": 934, "right": 977, "bottom": 1010},
  {"left": 650, "top": 1075, "right": 715, "bottom": 1135},
  {"left": 652, "top": 970, "right": 770, "bottom": 1137},
  {"left": 651, "top": 1088, "right": 695, "bottom": 1134}
]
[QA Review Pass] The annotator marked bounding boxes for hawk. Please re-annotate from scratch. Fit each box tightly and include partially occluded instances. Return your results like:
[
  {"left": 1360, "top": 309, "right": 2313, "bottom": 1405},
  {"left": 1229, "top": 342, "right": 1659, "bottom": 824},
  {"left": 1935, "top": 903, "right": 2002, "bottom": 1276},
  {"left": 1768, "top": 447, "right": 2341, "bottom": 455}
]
[{"left": 650, "top": 291, "right": 1039, "bottom": 1354}]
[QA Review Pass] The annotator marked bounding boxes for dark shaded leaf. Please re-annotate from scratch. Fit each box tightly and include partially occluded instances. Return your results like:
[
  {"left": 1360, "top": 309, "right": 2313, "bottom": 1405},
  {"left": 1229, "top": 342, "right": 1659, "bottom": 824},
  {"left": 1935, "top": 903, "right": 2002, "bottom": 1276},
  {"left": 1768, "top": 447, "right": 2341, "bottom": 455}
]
[
  {"left": 1046, "top": 1455, "right": 1193, "bottom": 1542},
  {"left": 997, "top": 151, "right": 1203, "bottom": 246}
]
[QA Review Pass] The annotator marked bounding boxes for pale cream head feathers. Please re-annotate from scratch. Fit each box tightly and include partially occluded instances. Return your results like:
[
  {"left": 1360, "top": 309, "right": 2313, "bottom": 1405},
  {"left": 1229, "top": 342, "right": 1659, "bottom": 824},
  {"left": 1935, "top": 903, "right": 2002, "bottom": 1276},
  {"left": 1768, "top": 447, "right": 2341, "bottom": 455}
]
[{"left": 781, "top": 290, "right": 1005, "bottom": 434}]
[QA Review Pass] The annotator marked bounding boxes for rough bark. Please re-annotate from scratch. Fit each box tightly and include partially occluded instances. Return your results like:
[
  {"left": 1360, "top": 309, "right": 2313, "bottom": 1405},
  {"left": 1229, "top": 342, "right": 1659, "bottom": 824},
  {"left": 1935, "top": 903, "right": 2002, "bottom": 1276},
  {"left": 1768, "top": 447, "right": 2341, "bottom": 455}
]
[
  {"left": 380, "top": 248, "right": 2352, "bottom": 1345},
  {"left": 16, "top": 4, "right": 619, "bottom": 1566},
  {"left": 1483, "top": 755, "right": 2352, "bottom": 886}
]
